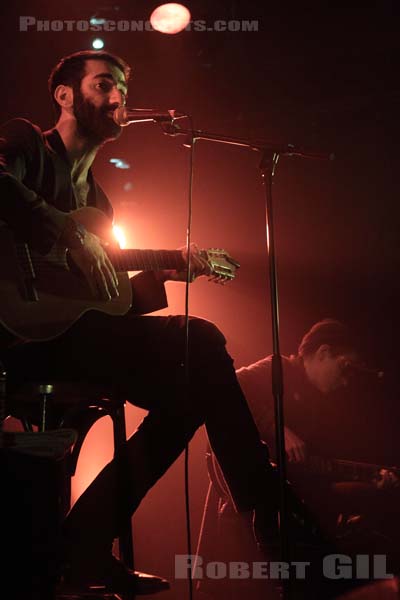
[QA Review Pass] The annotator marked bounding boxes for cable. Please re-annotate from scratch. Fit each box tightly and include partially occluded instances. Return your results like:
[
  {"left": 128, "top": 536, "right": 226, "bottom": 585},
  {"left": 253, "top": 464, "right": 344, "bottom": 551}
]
[
  {"left": 182, "top": 116, "right": 196, "bottom": 600},
  {"left": 160, "top": 113, "right": 197, "bottom": 599}
]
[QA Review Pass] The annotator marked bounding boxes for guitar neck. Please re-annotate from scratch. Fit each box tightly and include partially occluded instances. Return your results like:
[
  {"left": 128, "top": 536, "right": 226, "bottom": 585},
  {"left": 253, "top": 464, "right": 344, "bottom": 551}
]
[
  {"left": 107, "top": 249, "right": 186, "bottom": 272},
  {"left": 304, "top": 455, "right": 399, "bottom": 483}
]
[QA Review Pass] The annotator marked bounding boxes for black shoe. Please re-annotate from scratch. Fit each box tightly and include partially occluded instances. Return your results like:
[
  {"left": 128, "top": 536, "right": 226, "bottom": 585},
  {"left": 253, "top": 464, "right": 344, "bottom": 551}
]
[{"left": 59, "top": 553, "right": 170, "bottom": 595}]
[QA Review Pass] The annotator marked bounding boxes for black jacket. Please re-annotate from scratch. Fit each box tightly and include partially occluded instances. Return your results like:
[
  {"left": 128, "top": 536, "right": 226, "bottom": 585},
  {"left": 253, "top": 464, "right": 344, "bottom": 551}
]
[{"left": 0, "top": 118, "right": 168, "bottom": 315}]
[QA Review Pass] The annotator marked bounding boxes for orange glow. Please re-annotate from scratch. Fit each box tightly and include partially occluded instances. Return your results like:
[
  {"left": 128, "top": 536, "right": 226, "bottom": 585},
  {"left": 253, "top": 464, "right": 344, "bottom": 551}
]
[
  {"left": 150, "top": 3, "right": 191, "bottom": 34},
  {"left": 113, "top": 224, "right": 127, "bottom": 248},
  {"left": 71, "top": 405, "right": 148, "bottom": 507}
]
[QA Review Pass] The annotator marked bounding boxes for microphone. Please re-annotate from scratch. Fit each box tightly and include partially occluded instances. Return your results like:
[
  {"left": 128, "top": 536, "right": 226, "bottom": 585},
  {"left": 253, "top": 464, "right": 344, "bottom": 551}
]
[
  {"left": 113, "top": 106, "right": 186, "bottom": 126},
  {"left": 341, "top": 360, "right": 385, "bottom": 380}
]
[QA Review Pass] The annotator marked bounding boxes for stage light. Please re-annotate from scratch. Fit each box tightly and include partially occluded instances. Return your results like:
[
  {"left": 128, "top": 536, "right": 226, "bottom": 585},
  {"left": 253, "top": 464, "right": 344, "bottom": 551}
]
[
  {"left": 90, "top": 17, "right": 106, "bottom": 26},
  {"left": 113, "top": 224, "right": 127, "bottom": 249},
  {"left": 110, "top": 158, "right": 130, "bottom": 170},
  {"left": 92, "top": 38, "right": 105, "bottom": 49},
  {"left": 150, "top": 3, "right": 191, "bottom": 34}
]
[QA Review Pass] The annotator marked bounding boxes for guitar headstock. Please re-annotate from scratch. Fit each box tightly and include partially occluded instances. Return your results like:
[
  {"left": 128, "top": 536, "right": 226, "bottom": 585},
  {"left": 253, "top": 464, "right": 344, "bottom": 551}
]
[{"left": 200, "top": 248, "right": 240, "bottom": 284}]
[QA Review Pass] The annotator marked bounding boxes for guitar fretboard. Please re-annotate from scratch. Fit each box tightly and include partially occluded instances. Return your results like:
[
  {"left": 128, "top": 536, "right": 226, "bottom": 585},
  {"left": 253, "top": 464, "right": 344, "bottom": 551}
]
[
  {"left": 294, "top": 455, "right": 399, "bottom": 483},
  {"left": 107, "top": 249, "right": 186, "bottom": 272}
]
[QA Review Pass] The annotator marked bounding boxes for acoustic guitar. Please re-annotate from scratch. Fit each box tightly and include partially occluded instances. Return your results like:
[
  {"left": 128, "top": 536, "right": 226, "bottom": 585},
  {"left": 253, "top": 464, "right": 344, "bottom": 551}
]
[{"left": 0, "top": 207, "right": 240, "bottom": 342}]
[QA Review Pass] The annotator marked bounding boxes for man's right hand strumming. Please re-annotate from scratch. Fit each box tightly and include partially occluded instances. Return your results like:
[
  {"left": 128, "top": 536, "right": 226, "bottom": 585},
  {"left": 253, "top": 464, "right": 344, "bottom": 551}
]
[{"left": 61, "top": 217, "right": 119, "bottom": 301}]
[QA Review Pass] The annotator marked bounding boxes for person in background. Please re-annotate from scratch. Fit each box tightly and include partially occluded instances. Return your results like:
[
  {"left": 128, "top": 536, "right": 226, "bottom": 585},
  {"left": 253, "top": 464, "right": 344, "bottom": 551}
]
[
  {"left": 196, "top": 319, "right": 399, "bottom": 600},
  {"left": 236, "top": 318, "right": 400, "bottom": 556}
]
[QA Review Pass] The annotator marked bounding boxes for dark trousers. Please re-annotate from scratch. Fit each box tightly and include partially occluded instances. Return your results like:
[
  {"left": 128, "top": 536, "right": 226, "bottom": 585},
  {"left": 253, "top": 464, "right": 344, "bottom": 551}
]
[{"left": 4, "top": 311, "right": 271, "bottom": 560}]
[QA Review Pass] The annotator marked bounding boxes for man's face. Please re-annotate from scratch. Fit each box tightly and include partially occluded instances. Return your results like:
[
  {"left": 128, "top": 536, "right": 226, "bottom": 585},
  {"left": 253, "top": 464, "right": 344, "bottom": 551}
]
[
  {"left": 73, "top": 59, "right": 128, "bottom": 144},
  {"left": 304, "top": 345, "right": 359, "bottom": 394}
]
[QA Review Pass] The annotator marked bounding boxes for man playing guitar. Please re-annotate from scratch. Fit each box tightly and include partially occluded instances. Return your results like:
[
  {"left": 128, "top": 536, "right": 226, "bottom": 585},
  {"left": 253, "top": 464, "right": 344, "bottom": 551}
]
[{"left": 0, "top": 50, "right": 278, "bottom": 596}]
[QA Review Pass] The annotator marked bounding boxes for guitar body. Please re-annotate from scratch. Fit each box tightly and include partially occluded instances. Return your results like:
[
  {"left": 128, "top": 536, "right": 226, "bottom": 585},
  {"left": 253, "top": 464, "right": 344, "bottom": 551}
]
[
  {"left": 0, "top": 206, "right": 239, "bottom": 343},
  {"left": 0, "top": 207, "right": 132, "bottom": 342}
]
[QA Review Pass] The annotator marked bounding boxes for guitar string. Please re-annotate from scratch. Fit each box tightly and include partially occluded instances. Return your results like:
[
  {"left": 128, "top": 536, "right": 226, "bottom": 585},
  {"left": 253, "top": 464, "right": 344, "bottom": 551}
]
[
  {"left": 19, "top": 249, "right": 233, "bottom": 278},
  {"left": 22, "top": 249, "right": 186, "bottom": 274}
]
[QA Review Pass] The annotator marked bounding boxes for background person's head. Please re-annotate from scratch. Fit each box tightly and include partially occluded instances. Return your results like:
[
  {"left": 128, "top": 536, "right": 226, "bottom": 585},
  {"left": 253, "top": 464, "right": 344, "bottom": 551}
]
[{"left": 298, "top": 319, "right": 359, "bottom": 393}]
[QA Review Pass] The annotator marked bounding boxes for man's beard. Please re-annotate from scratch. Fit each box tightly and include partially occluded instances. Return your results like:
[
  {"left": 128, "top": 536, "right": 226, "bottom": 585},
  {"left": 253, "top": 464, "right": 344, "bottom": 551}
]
[{"left": 73, "top": 87, "right": 122, "bottom": 145}]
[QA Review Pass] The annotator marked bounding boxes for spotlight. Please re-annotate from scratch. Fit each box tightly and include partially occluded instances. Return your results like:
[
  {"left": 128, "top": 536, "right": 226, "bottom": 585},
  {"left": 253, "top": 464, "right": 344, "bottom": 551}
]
[
  {"left": 112, "top": 225, "right": 127, "bottom": 249},
  {"left": 90, "top": 17, "right": 106, "bottom": 26},
  {"left": 92, "top": 38, "right": 105, "bottom": 49},
  {"left": 110, "top": 158, "right": 130, "bottom": 170},
  {"left": 150, "top": 3, "right": 191, "bottom": 34}
]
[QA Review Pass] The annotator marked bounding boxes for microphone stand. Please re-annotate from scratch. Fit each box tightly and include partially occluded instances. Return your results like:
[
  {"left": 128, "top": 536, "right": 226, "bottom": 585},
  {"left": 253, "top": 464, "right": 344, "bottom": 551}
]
[{"left": 162, "top": 121, "right": 333, "bottom": 598}]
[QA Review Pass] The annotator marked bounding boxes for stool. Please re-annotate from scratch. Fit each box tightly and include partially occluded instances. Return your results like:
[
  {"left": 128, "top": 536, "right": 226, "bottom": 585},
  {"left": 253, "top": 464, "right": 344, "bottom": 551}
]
[
  {"left": 4, "top": 372, "right": 170, "bottom": 599},
  {"left": 3, "top": 377, "right": 135, "bottom": 600},
  {"left": 1, "top": 368, "right": 78, "bottom": 600},
  {"left": 18, "top": 382, "right": 135, "bottom": 571}
]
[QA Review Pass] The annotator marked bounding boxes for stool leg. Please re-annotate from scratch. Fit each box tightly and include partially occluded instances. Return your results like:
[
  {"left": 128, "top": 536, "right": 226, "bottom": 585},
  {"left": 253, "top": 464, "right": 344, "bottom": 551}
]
[{"left": 112, "top": 401, "right": 135, "bottom": 570}]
